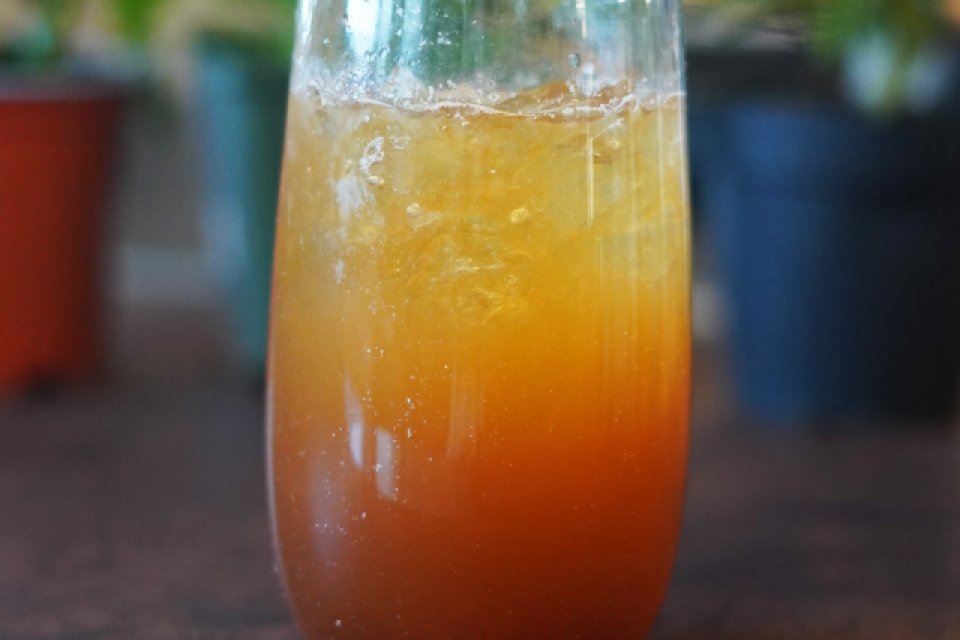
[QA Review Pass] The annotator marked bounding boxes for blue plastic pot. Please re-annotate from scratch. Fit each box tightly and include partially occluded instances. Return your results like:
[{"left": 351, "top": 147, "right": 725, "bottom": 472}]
[
  {"left": 700, "top": 105, "right": 960, "bottom": 421},
  {"left": 194, "top": 42, "right": 289, "bottom": 373}
]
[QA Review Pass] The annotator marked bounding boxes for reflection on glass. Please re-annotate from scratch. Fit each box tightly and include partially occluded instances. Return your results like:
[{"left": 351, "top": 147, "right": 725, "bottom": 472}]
[
  {"left": 446, "top": 368, "right": 480, "bottom": 458},
  {"left": 345, "top": 378, "right": 365, "bottom": 468},
  {"left": 374, "top": 428, "right": 399, "bottom": 499},
  {"left": 345, "top": 0, "right": 380, "bottom": 57}
]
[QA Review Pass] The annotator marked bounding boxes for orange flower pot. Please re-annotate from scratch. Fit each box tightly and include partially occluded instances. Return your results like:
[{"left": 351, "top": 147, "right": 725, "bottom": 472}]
[{"left": 0, "top": 85, "right": 122, "bottom": 392}]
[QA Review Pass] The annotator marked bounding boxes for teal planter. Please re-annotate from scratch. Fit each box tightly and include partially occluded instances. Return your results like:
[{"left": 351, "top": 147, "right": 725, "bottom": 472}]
[{"left": 195, "top": 42, "right": 289, "bottom": 373}]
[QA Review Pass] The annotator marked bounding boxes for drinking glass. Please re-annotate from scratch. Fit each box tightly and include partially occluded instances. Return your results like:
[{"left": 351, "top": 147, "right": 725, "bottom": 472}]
[{"left": 267, "top": 0, "right": 690, "bottom": 636}]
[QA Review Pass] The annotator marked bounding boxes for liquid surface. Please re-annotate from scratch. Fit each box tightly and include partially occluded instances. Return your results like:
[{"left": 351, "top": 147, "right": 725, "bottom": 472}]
[{"left": 269, "top": 83, "right": 691, "bottom": 639}]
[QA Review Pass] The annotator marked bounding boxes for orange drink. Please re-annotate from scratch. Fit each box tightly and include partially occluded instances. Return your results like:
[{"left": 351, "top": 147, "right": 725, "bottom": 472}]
[{"left": 269, "top": 79, "right": 689, "bottom": 638}]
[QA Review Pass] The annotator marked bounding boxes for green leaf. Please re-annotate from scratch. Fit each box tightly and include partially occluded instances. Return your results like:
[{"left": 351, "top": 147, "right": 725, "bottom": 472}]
[{"left": 107, "top": 0, "right": 168, "bottom": 43}]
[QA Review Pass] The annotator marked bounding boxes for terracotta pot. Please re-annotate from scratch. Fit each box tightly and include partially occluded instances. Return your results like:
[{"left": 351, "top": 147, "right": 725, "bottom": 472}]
[{"left": 0, "top": 82, "right": 123, "bottom": 392}]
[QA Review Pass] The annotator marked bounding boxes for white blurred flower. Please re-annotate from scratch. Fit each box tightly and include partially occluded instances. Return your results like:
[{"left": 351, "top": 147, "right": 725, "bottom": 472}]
[{"left": 843, "top": 31, "right": 955, "bottom": 115}]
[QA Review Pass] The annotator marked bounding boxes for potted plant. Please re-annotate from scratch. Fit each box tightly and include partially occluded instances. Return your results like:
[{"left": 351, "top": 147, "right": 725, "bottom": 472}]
[
  {"left": 155, "top": 0, "right": 296, "bottom": 375},
  {"left": 692, "top": 0, "right": 960, "bottom": 421},
  {"left": 0, "top": 0, "right": 164, "bottom": 393}
]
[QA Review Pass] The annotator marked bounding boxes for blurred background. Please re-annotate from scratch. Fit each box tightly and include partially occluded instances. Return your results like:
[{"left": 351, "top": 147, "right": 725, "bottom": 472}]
[
  {"left": 4, "top": 0, "right": 960, "bottom": 637},
  {"left": 1, "top": 0, "right": 295, "bottom": 392}
]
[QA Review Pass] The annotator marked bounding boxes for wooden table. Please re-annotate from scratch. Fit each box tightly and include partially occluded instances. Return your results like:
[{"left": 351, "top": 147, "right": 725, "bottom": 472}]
[{"left": 3, "top": 351, "right": 959, "bottom": 639}]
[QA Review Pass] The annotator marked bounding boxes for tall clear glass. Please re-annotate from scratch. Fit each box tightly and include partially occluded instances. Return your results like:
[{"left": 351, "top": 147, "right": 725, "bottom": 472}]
[{"left": 267, "top": 0, "right": 690, "bottom": 636}]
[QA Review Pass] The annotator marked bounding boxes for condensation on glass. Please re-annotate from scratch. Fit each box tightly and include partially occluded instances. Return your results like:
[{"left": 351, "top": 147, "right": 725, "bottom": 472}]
[{"left": 268, "top": 0, "right": 690, "bottom": 637}]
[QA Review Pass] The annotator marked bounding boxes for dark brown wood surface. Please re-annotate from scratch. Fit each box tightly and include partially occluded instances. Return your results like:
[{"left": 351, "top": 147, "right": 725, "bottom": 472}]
[{"left": 3, "top": 351, "right": 959, "bottom": 639}]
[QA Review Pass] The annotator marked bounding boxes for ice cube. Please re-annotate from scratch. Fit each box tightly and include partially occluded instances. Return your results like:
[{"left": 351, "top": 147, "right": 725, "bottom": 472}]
[
  {"left": 335, "top": 174, "right": 369, "bottom": 221},
  {"left": 510, "top": 207, "right": 532, "bottom": 224},
  {"left": 359, "top": 137, "right": 385, "bottom": 185},
  {"left": 498, "top": 79, "right": 580, "bottom": 114},
  {"left": 406, "top": 203, "right": 442, "bottom": 230},
  {"left": 587, "top": 79, "right": 632, "bottom": 110}
]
